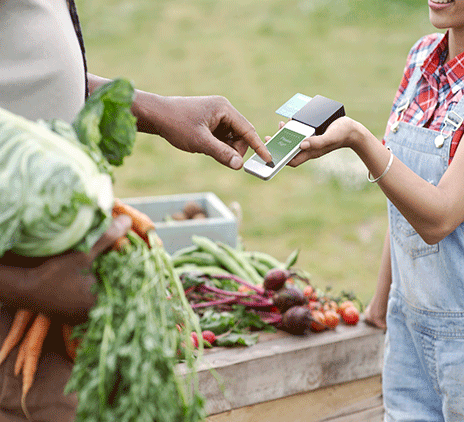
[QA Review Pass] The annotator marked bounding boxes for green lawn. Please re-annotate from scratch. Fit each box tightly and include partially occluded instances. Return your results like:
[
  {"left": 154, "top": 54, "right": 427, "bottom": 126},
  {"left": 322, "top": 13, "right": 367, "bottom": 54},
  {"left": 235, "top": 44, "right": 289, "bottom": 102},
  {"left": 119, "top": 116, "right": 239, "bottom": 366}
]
[{"left": 76, "top": 0, "right": 435, "bottom": 304}]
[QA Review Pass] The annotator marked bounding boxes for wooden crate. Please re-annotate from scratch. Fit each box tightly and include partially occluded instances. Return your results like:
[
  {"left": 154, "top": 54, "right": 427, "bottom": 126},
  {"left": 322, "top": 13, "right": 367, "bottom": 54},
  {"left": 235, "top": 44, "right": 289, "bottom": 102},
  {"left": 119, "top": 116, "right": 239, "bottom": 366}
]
[{"left": 178, "top": 320, "right": 385, "bottom": 421}]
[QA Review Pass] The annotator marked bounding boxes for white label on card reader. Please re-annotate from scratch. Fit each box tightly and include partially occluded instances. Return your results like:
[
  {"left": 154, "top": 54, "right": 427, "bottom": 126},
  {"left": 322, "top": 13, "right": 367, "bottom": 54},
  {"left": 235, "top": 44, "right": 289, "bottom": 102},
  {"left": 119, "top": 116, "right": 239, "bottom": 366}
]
[{"left": 275, "top": 93, "right": 312, "bottom": 119}]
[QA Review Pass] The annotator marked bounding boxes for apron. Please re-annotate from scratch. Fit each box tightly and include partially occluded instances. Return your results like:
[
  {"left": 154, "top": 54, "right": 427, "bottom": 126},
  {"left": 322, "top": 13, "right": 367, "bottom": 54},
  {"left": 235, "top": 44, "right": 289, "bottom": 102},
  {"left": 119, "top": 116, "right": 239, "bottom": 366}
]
[{"left": 383, "top": 38, "right": 464, "bottom": 421}]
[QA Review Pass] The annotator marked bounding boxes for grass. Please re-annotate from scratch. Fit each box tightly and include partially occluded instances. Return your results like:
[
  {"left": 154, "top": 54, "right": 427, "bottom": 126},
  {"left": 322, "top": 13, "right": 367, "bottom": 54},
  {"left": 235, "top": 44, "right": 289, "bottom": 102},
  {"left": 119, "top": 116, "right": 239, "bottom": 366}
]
[{"left": 76, "top": 0, "right": 435, "bottom": 305}]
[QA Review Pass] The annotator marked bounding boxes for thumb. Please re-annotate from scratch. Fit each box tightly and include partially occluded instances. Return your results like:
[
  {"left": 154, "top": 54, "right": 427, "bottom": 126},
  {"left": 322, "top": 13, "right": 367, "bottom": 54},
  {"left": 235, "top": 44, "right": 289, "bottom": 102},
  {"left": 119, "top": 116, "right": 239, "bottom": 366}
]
[
  {"left": 89, "top": 214, "right": 132, "bottom": 259},
  {"left": 203, "top": 132, "right": 245, "bottom": 170}
]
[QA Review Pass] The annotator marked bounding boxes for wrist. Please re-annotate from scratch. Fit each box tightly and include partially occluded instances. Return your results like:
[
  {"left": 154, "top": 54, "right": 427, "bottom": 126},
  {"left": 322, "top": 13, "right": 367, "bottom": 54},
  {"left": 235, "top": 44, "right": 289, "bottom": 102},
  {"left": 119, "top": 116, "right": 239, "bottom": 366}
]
[
  {"left": 346, "top": 119, "right": 371, "bottom": 152},
  {"left": 131, "top": 89, "right": 170, "bottom": 136}
]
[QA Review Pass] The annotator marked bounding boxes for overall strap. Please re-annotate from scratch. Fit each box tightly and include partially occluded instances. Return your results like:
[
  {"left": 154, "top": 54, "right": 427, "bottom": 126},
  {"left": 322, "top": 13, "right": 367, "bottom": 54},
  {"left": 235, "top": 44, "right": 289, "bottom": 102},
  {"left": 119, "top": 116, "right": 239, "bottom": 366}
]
[
  {"left": 67, "top": 0, "right": 89, "bottom": 98},
  {"left": 390, "top": 33, "right": 446, "bottom": 134}
]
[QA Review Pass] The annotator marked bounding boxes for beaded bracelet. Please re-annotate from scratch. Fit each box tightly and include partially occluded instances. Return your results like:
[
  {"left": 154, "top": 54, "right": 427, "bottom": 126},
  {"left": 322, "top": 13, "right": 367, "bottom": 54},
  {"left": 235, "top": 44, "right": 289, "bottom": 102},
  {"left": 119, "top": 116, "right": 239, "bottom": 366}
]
[{"left": 367, "top": 147, "right": 393, "bottom": 183}]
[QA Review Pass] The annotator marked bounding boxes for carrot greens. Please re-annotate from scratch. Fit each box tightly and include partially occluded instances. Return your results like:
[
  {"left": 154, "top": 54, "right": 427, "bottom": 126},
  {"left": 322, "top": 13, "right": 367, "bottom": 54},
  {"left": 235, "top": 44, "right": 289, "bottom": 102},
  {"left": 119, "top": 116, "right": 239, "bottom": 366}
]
[{"left": 65, "top": 231, "right": 206, "bottom": 422}]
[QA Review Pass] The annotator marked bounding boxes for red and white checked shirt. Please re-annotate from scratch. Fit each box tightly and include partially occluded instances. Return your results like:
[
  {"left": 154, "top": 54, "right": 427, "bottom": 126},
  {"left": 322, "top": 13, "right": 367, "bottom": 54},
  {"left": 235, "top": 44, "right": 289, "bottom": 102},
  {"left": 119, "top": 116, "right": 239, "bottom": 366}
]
[{"left": 384, "top": 31, "right": 464, "bottom": 163}]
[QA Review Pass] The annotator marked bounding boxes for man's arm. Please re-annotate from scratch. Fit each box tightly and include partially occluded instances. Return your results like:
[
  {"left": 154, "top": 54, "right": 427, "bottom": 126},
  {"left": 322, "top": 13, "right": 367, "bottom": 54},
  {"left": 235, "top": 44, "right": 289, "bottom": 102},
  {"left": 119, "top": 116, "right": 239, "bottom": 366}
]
[
  {"left": 87, "top": 74, "right": 272, "bottom": 170},
  {"left": 0, "top": 215, "right": 131, "bottom": 325}
]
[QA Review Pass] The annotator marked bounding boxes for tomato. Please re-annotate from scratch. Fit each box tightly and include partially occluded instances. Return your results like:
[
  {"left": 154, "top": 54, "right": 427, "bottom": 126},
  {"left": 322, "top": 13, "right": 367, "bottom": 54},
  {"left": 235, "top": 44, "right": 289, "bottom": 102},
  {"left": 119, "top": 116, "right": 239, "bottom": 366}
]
[
  {"left": 303, "top": 285, "right": 314, "bottom": 298},
  {"left": 341, "top": 306, "right": 360, "bottom": 325},
  {"left": 310, "top": 310, "right": 326, "bottom": 332},
  {"left": 323, "top": 310, "right": 340, "bottom": 329},
  {"left": 337, "top": 300, "right": 355, "bottom": 315},
  {"left": 323, "top": 300, "right": 338, "bottom": 313},
  {"left": 308, "top": 301, "right": 322, "bottom": 311}
]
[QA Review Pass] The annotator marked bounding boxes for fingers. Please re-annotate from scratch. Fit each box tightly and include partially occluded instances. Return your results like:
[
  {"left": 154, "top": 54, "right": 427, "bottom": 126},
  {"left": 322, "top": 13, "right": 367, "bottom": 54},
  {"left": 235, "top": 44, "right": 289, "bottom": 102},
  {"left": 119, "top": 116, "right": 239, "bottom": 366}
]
[
  {"left": 203, "top": 130, "right": 246, "bottom": 170},
  {"left": 88, "top": 214, "right": 132, "bottom": 260},
  {"left": 287, "top": 134, "right": 327, "bottom": 167},
  {"left": 223, "top": 105, "right": 272, "bottom": 164}
]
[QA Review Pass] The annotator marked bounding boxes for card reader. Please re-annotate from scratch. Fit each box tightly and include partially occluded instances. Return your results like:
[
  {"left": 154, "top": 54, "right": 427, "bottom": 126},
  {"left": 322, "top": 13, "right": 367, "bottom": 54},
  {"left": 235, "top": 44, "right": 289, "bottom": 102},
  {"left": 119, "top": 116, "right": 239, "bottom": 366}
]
[{"left": 291, "top": 95, "right": 345, "bottom": 135}]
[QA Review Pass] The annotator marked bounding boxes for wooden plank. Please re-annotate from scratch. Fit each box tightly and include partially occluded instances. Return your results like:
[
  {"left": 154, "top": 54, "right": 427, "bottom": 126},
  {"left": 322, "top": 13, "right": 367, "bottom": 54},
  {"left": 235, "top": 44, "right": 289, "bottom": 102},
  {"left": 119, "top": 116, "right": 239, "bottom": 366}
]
[
  {"left": 178, "top": 321, "right": 385, "bottom": 416},
  {"left": 319, "top": 394, "right": 384, "bottom": 422},
  {"left": 206, "top": 374, "right": 383, "bottom": 422}
]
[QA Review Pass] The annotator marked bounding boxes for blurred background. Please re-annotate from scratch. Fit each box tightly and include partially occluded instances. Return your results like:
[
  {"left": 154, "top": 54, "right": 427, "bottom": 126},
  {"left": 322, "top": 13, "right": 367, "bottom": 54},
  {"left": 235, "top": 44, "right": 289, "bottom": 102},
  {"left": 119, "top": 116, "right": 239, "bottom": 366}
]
[{"left": 76, "top": 0, "right": 435, "bottom": 305}]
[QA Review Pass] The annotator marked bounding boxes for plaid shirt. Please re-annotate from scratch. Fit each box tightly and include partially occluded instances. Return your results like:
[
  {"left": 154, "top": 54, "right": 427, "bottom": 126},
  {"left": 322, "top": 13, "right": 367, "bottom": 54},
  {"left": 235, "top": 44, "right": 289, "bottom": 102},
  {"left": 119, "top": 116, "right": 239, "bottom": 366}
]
[{"left": 384, "top": 31, "right": 464, "bottom": 163}]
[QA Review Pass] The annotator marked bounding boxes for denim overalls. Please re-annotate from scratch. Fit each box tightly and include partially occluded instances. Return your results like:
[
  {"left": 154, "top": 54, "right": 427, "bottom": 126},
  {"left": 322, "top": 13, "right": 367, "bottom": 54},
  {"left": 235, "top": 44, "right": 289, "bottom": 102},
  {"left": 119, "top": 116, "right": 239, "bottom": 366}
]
[{"left": 383, "top": 38, "right": 464, "bottom": 421}]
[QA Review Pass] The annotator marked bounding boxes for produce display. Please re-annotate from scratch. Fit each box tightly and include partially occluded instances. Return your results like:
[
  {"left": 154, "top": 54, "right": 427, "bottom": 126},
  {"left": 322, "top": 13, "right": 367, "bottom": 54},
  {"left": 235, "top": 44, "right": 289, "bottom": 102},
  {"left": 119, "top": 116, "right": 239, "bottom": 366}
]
[
  {"left": 0, "top": 77, "right": 364, "bottom": 421},
  {"left": 173, "top": 236, "right": 362, "bottom": 347},
  {"left": 0, "top": 80, "right": 205, "bottom": 422}
]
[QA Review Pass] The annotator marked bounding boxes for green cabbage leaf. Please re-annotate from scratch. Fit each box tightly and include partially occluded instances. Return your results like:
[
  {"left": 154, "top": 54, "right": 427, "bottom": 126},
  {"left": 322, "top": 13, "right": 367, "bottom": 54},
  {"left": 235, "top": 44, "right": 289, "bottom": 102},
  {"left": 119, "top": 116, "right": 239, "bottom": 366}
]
[{"left": 0, "top": 79, "right": 136, "bottom": 257}]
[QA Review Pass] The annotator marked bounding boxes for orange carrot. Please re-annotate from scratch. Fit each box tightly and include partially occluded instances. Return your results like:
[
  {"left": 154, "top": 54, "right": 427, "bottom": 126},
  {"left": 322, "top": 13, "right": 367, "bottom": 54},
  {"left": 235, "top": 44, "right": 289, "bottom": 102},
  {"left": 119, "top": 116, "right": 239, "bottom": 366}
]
[
  {"left": 14, "top": 324, "right": 33, "bottom": 377},
  {"left": 20, "top": 313, "right": 51, "bottom": 419},
  {"left": 112, "top": 235, "right": 130, "bottom": 251},
  {"left": 0, "top": 309, "right": 34, "bottom": 366},
  {"left": 112, "top": 198, "right": 155, "bottom": 244},
  {"left": 62, "top": 324, "right": 81, "bottom": 362}
]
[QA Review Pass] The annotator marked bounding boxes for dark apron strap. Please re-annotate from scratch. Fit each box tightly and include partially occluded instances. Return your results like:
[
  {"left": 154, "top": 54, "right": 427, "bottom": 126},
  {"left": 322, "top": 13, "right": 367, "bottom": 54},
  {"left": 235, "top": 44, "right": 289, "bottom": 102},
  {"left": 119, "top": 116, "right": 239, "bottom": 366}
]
[{"left": 67, "top": 0, "right": 89, "bottom": 98}]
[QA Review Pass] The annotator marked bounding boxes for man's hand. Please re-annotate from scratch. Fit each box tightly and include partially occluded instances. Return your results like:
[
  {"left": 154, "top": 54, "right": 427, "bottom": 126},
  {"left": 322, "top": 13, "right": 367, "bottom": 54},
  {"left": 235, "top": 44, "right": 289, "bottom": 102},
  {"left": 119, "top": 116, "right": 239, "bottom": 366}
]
[{"left": 134, "top": 92, "right": 272, "bottom": 169}]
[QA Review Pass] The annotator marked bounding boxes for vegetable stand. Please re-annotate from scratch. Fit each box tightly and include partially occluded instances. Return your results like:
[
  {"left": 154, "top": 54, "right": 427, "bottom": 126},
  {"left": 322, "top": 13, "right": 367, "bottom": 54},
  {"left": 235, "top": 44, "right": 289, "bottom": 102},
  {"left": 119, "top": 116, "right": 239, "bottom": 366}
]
[
  {"left": 180, "top": 320, "right": 385, "bottom": 422},
  {"left": 123, "top": 193, "right": 386, "bottom": 421}
]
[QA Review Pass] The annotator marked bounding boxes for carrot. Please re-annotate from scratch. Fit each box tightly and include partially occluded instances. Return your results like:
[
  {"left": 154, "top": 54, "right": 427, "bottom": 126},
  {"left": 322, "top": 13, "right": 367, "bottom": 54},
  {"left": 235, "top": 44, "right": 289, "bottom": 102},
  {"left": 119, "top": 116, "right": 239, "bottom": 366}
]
[
  {"left": 111, "top": 235, "right": 130, "bottom": 251},
  {"left": 0, "top": 309, "right": 34, "bottom": 366},
  {"left": 112, "top": 198, "right": 155, "bottom": 244},
  {"left": 62, "top": 324, "right": 81, "bottom": 362},
  {"left": 19, "top": 313, "right": 51, "bottom": 420},
  {"left": 14, "top": 324, "right": 33, "bottom": 377}
]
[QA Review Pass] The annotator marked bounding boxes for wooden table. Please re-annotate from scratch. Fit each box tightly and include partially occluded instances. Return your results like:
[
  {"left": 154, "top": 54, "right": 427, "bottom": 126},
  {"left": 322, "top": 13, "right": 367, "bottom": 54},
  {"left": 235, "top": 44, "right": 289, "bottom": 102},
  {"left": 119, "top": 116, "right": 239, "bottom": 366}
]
[{"left": 179, "top": 319, "right": 386, "bottom": 421}]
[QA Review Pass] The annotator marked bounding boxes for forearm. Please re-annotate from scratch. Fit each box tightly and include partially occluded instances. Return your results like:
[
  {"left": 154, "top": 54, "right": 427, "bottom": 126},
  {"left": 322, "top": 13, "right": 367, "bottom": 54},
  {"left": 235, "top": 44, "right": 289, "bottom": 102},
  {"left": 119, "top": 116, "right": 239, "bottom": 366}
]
[
  {"left": 0, "top": 263, "right": 30, "bottom": 309},
  {"left": 87, "top": 73, "right": 166, "bottom": 136},
  {"left": 350, "top": 122, "right": 462, "bottom": 244},
  {"left": 0, "top": 263, "right": 94, "bottom": 324}
]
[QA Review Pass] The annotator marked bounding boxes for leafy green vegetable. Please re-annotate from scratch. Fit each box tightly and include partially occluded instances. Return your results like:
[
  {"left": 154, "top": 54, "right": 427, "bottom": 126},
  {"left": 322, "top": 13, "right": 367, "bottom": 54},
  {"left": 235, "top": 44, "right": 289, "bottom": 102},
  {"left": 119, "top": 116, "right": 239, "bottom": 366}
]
[
  {"left": 66, "top": 231, "right": 206, "bottom": 422},
  {"left": 199, "top": 310, "right": 236, "bottom": 335},
  {"left": 73, "top": 78, "right": 137, "bottom": 167},
  {"left": 215, "top": 332, "right": 259, "bottom": 348},
  {"left": 0, "top": 107, "right": 113, "bottom": 256},
  {"left": 0, "top": 79, "right": 136, "bottom": 257},
  {"left": 198, "top": 306, "right": 275, "bottom": 347}
]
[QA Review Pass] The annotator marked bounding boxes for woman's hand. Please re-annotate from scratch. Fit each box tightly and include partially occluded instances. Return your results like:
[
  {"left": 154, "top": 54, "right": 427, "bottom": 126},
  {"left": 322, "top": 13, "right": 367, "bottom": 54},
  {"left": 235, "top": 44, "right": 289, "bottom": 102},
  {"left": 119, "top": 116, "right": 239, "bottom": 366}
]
[{"left": 288, "top": 116, "right": 361, "bottom": 167}]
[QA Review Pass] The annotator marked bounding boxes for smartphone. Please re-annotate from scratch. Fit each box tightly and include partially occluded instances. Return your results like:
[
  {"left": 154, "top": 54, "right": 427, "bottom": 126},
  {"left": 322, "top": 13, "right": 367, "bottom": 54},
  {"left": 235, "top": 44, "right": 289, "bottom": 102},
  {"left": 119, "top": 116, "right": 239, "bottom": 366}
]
[{"left": 244, "top": 120, "right": 315, "bottom": 180}]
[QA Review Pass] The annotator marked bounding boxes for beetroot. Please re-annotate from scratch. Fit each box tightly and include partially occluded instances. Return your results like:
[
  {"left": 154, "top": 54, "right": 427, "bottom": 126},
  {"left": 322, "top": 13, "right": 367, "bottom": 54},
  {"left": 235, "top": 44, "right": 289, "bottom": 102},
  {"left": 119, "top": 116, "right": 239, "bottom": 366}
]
[
  {"left": 281, "top": 306, "right": 312, "bottom": 335},
  {"left": 272, "top": 286, "right": 307, "bottom": 313},
  {"left": 263, "top": 268, "right": 291, "bottom": 292}
]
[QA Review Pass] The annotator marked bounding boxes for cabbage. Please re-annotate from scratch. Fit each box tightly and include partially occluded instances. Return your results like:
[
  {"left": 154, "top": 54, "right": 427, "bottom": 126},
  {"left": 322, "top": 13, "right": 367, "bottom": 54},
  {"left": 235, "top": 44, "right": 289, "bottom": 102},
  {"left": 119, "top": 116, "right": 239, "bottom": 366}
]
[{"left": 0, "top": 79, "right": 136, "bottom": 257}]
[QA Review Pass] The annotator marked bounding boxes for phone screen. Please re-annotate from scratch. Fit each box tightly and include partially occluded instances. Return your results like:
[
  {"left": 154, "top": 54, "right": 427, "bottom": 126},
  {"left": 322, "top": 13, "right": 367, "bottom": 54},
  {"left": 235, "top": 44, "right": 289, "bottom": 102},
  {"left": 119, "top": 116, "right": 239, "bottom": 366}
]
[{"left": 251, "top": 128, "right": 306, "bottom": 166}]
